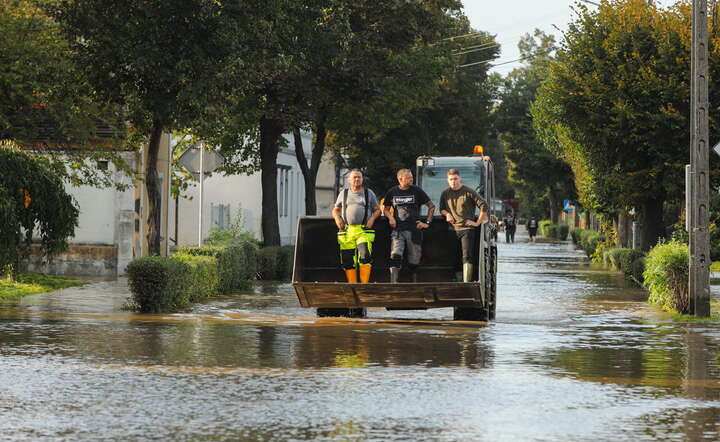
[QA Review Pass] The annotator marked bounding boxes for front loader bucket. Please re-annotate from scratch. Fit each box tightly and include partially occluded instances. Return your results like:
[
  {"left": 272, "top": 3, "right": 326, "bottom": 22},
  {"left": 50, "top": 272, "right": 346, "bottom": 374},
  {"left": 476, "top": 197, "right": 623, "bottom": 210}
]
[{"left": 292, "top": 216, "right": 485, "bottom": 309}]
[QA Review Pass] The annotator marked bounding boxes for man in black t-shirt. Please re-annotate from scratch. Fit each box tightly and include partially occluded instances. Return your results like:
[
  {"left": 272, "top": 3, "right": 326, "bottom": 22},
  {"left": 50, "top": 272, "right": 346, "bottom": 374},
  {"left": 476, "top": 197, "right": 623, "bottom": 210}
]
[{"left": 383, "top": 169, "right": 435, "bottom": 283}]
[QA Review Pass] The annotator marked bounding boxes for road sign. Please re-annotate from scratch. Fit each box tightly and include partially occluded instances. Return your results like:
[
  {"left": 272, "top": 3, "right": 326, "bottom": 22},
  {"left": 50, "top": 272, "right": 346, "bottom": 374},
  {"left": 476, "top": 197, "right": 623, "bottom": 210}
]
[
  {"left": 178, "top": 145, "right": 224, "bottom": 179},
  {"left": 177, "top": 144, "right": 225, "bottom": 245}
]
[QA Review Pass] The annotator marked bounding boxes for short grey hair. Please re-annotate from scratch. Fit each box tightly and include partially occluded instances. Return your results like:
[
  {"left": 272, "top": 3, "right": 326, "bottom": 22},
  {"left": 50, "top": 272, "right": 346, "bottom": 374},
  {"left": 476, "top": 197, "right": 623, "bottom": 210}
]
[{"left": 396, "top": 168, "right": 412, "bottom": 177}]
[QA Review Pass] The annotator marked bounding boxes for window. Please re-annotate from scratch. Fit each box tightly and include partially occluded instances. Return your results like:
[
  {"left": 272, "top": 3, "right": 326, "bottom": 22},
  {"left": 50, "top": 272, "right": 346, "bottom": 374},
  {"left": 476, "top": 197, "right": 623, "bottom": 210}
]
[
  {"left": 211, "top": 203, "right": 231, "bottom": 229},
  {"left": 278, "top": 166, "right": 291, "bottom": 217},
  {"left": 418, "top": 160, "right": 485, "bottom": 205}
]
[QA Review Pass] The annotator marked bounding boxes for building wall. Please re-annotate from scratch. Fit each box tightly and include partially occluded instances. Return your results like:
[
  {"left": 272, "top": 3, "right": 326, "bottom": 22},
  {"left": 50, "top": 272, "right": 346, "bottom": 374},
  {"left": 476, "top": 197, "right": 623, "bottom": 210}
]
[
  {"left": 68, "top": 181, "right": 116, "bottom": 244},
  {"left": 39, "top": 130, "right": 337, "bottom": 277},
  {"left": 27, "top": 151, "right": 138, "bottom": 277},
  {"left": 173, "top": 168, "right": 264, "bottom": 246},
  {"left": 171, "top": 131, "right": 337, "bottom": 246},
  {"left": 27, "top": 244, "right": 119, "bottom": 277},
  {"left": 315, "top": 150, "right": 339, "bottom": 216}
]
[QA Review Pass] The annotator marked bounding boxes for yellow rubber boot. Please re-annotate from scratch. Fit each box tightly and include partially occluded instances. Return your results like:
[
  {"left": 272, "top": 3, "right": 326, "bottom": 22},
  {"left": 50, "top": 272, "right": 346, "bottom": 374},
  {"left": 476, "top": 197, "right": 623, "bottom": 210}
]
[
  {"left": 344, "top": 268, "right": 358, "bottom": 283},
  {"left": 463, "top": 263, "right": 474, "bottom": 283},
  {"left": 359, "top": 264, "right": 372, "bottom": 283}
]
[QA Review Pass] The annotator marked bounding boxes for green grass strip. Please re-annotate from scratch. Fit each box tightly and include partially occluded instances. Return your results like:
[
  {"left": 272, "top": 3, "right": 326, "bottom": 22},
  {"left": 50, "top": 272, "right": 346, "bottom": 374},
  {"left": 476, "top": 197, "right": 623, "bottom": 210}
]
[
  {"left": 0, "top": 273, "right": 87, "bottom": 300},
  {"left": 672, "top": 301, "right": 720, "bottom": 322}
]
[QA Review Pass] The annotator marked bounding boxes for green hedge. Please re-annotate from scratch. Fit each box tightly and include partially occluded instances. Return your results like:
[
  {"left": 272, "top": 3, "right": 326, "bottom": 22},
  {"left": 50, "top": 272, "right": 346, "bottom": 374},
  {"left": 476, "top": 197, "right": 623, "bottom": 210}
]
[
  {"left": 539, "top": 220, "right": 569, "bottom": 240},
  {"left": 128, "top": 240, "right": 297, "bottom": 312},
  {"left": 257, "top": 245, "right": 295, "bottom": 280},
  {"left": 171, "top": 252, "right": 219, "bottom": 301},
  {"left": 127, "top": 238, "right": 259, "bottom": 312},
  {"left": 555, "top": 223, "right": 569, "bottom": 240},
  {"left": 126, "top": 255, "right": 218, "bottom": 313},
  {"left": 179, "top": 238, "right": 257, "bottom": 291},
  {"left": 571, "top": 228, "right": 605, "bottom": 259},
  {"left": 631, "top": 257, "right": 646, "bottom": 285},
  {"left": 282, "top": 245, "right": 295, "bottom": 279},
  {"left": 602, "top": 247, "right": 646, "bottom": 283},
  {"left": 539, "top": 220, "right": 553, "bottom": 236},
  {"left": 570, "top": 228, "right": 582, "bottom": 244},
  {"left": 643, "top": 240, "right": 689, "bottom": 313}
]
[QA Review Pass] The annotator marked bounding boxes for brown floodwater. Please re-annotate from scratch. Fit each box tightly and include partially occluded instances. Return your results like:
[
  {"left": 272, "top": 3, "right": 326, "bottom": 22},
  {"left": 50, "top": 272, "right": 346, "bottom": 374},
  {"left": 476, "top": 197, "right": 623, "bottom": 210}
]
[{"left": 2, "top": 229, "right": 720, "bottom": 441}]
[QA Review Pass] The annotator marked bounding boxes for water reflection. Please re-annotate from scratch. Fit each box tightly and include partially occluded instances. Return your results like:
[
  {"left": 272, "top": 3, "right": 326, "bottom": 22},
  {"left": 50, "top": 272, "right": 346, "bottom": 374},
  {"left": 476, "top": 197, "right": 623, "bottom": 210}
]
[
  {"left": 0, "top": 313, "right": 492, "bottom": 370},
  {"left": 292, "top": 324, "right": 491, "bottom": 369},
  {"left": 3, "top": 231, "right": 720, "bottom": 440}
]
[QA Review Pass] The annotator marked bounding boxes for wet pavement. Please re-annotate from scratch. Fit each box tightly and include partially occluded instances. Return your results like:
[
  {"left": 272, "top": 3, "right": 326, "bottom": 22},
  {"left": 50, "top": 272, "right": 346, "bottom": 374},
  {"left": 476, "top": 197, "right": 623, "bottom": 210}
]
[{"left": 2, "top": 229, "right": 720, "bottom": 441}]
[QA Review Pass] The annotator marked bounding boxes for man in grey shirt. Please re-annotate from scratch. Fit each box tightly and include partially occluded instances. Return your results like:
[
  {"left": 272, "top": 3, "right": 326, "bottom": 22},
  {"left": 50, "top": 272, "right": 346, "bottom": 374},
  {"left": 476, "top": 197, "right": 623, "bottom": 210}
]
[{"left": 332, "top": 169, "right": 381, "bottom": 283}]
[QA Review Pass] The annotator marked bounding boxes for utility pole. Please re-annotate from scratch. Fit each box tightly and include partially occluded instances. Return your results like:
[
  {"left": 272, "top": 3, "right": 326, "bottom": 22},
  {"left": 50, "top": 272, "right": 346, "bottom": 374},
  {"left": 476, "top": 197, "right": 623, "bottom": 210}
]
[
  {"left": 689, "top": 0, "right": 711, "bottom": 316},
  {"left": 198, "top": 145, "right": 204, "bottom": 246}
]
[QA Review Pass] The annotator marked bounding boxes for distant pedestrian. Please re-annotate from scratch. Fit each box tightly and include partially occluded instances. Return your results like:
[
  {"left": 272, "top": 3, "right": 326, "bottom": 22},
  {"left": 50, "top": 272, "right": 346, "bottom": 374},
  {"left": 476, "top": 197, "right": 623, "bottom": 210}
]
[
  {"left": 527, "top": 216, "right": 538, "bottom": 243},
  {"left": 502, "top": 210, "right": 516, "bottom": 243}
]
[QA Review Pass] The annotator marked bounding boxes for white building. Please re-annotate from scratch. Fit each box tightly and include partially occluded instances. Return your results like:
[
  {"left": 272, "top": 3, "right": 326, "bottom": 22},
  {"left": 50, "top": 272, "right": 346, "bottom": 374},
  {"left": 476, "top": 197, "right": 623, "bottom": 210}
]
[
  {"left": 171, "top": 131, "right": 337, "bottom": 247},
  {"left": 31, "top": 131, "right": 338, "bottom": 276},
  {"left": 27, "top": 150, "right": 142, "bottom": 278}
]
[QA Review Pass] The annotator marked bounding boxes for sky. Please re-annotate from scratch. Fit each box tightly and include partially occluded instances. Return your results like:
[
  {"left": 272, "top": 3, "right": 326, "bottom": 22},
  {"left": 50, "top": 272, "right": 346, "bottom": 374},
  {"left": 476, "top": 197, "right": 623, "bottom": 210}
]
[{"left": 463, "top": 0, "right": 674, "bottom": 76}]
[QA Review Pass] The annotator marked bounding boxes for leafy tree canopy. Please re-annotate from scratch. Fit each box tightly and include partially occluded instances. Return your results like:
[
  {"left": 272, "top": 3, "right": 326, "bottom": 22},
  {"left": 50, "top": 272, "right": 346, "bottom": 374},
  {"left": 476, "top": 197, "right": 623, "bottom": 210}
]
[
  {"left": 0, "top": 141, "right": 79, "bottom": 274},
  {"left": 494, "top": 30, "right": 576, "bottom": 221},
  {"left": 340, "top": 15, "right": 501, "bottom": 194},
  {"left": 53, "top": 0, "right": 269, "bottom": 252},
  {"left": 184, "top": 0, "right": 467, "bottom": 242},
  {"left": 202, "top": 0, "right": 466, "bottom": 176},
  {"left": 1, "top": 0, "right": 130, "bottom": 189},
  {"left": 531, "top": 0, "right": 720, "bottom": 247}
]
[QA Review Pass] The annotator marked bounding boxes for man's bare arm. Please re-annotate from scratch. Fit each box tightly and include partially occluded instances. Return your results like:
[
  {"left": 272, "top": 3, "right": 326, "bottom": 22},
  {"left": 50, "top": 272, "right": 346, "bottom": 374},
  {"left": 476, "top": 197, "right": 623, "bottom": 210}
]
[
  {"left": 384, "top": 204, "right": 396, "bottom": 228},
  {"left": 440, "top": 209, "right": 455, "bottom": 223},
  {"left": 365, "top": 205, "right": 381, "bottom": 229},
  {"left": 417, "top": 202, "right": 435, "bottom": 229},
  {"left": 332, "top": 207, "right": 345, "bottom": 230},
  {"left": 425, "top": 201, "right": 436, "bottom": 223},
  {"left": 474, "top": 195, "right": 489, "bottom": 225},
  {"left": 476, "top": 209, "right": 489, "bottom": 225}
]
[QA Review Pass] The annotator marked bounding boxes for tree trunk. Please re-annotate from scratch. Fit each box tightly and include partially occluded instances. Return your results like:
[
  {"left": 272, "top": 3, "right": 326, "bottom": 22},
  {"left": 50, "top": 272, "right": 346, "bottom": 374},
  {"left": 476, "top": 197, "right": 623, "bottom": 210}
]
[
  {"left": 584, "top": 210, "right": 590, "bottom": 230},
  {"left": 617, "top": 212, "right": 629, "bottom": 248},
  {"left": 640, "top": 195, "right": 665, "bottom": 251},
  {"left": 293, "top": 120, "right": 326, "bottom": 216},
  {"left": 145, "top": 121, "right": 164, "bottom": 255},
  {"left": 573, "top": 207, "right": 580, "bottom": 229},
  {"left": 547, "top": 187, "right": 559, "bottom": 223},
  {"left": 260, "top": 115, "right": 283, "bottom": 246}
]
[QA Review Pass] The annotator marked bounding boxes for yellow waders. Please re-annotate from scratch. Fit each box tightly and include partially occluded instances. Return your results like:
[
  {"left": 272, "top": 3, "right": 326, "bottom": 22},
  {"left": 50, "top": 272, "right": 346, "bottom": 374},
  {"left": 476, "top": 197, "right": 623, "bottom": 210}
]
[{"left": 337, "top": 224, "right": 375, "bottom": 283}]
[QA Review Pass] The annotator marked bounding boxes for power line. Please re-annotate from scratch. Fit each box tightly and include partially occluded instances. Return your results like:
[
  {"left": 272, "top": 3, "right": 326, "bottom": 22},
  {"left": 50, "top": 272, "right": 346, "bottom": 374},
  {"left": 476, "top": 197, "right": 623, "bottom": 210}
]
[
  {"left": 437, "top": 31, "right": 488, "bottom": 42},
  {"left": 457, "top": 57, "right": 499, "bottom": 69},
  {"left": 454, "top": 41, "right": 500, "bottom": 52},
  {"left": 453, "top": 42, "right": 501, "bottom": 56},
  {"left": 458, "top": 47, "right": 554, "bottom": 70}
]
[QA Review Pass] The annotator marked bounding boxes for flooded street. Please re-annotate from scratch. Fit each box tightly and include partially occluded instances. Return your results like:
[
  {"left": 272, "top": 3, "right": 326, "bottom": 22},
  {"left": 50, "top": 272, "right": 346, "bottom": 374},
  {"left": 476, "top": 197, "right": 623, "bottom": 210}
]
[{"left": 3, "top": 230, "right": 720, "bottom": 441}]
